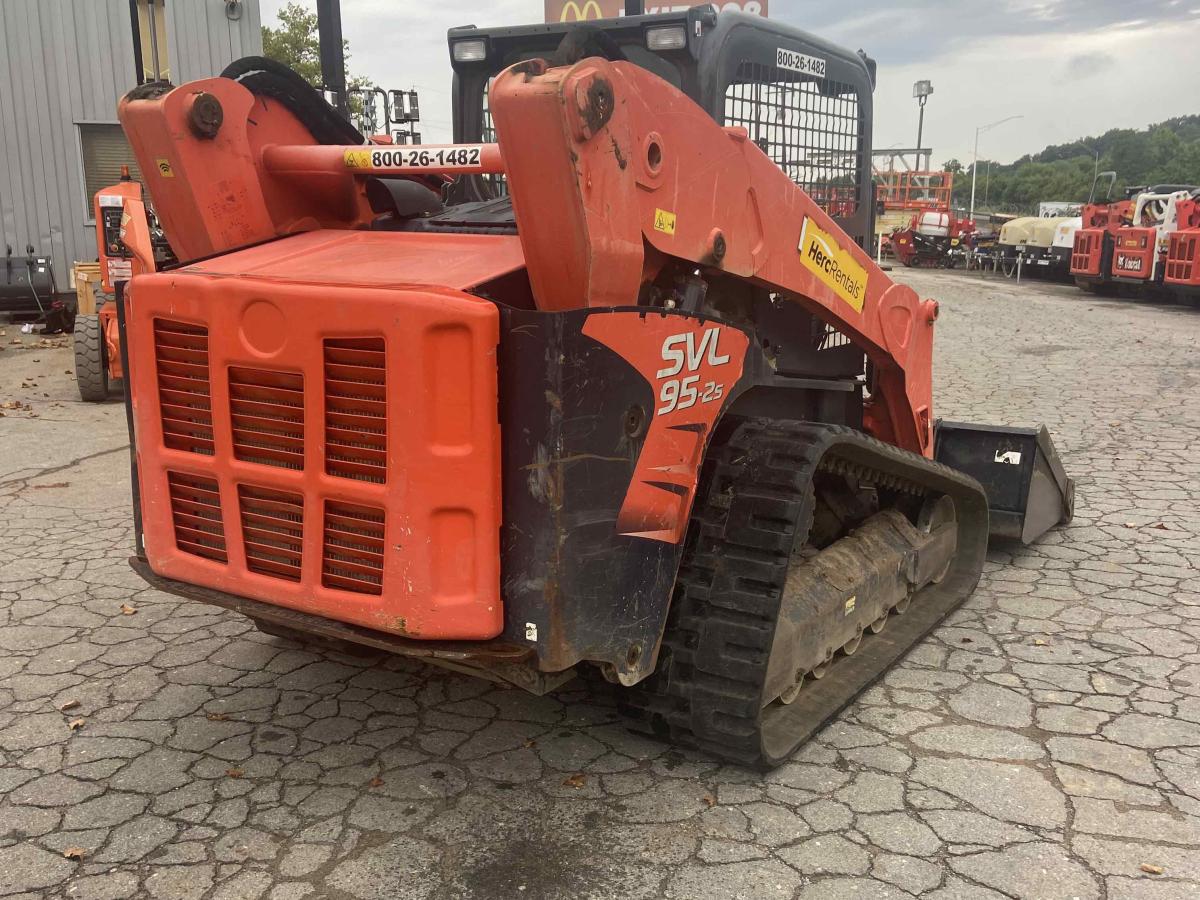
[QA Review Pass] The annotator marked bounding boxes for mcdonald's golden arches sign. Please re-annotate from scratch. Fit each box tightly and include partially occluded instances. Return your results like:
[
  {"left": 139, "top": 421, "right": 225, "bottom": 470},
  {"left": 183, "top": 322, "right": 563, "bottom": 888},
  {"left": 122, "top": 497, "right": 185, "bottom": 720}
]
[{"left": 545, "top": 1, "right": 766, "bottom": 22}]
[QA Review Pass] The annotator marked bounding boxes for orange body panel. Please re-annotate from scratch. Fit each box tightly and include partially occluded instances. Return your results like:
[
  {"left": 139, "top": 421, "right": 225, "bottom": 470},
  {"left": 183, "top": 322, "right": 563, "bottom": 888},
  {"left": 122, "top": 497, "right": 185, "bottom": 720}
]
[
  {"left": 490, "top": 59, "right": 937, "bottom": 456},
  {"left": 1111, "top": 227, "right": 1156, "bottom": 280},
  {"left": 118, "top": 78, "right": 376, "bottom": 263},
  {"left": 1070, "top": 229, "right": 1105, "bottom": 277},
  {"left": 1165, "top": 199, "right": 1200, "bottom": 288},
  {"left": 128, "top": 230, "right": 510, "bottom": 639},
  {"left": 582, "top": 313, "right": 749, "bottom": 543},
  {"left": 100, "top": 305, "right": 123, "bottom": 380},
  {"left": 1071, "top": 200, "right": 1133, "bottom": 278}
]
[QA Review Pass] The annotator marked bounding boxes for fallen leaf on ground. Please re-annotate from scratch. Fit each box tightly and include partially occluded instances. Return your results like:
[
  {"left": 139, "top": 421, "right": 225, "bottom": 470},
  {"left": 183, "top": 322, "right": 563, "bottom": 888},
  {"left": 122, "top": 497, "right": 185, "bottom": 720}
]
[
  {"left": 1152, "top": 522, "right": 1168, "bottom": 530},
  {"left": 225, "top": 767, "right": 244, "bottom": 778},
  {"left": 522, "top": 738, "right": 537, "bottom": 749},
  {"left": 57, "top": 699, "right": 80, "bottom": 711},
  {"left": 68, "top": 718, "right": 85, "bottom": 731},
  {"left": 1139, "top": 864, "right": 1164, "bottom": 875},
  {"left": 562, "top": 773, "right": 586, "bottom": 788},
  {"left": 62, "top": 847, "right": 87, "bottom": 860},
  {"left": 368, "top": 776, "right": 384, "bottom": 788},
  {"left": 205, "top": 712, "right": 228, "bottom": 721},
  {"left": 702, "top": 795, "right": 716, "bottom": 807},
  {"left": 960, "top": 637, "right": 974, "bottom": 644},
  {"left": 119, "top": 604, "right": 137, "bottom": 615},
  {"left": 1033, "top": 639, "right": 1047, "bottom": 646},
  {"left": 33, "top": 482, "right": 70, "bottom": 490}
]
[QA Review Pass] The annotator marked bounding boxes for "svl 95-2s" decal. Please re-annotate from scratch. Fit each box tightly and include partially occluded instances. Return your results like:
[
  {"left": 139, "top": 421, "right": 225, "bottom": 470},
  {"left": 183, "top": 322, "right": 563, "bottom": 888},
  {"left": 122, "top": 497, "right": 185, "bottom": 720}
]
[{"left": 655, "top": 328, "right": 731, "bottom": 414}]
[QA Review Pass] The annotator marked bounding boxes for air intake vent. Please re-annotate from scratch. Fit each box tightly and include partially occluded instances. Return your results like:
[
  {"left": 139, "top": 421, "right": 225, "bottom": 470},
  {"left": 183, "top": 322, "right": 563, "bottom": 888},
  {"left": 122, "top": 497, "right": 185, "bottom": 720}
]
[
  {"left": 324, "top": 338, "right": 387, "bottom": 483},
  {"left": 167, "top": 471, "right": 226, "bottom": 562},
  {"left": 238, "top": 484, "right": 304, "bottom": 581},
  {"left": 155, "top": 320, "right": 214, "bottom": 455},
  {"left": 229, "top": 367, "right": 305, "bottom": 470},
  {"left": 322, "top": 501, "right": 385, "bottom": 595}
]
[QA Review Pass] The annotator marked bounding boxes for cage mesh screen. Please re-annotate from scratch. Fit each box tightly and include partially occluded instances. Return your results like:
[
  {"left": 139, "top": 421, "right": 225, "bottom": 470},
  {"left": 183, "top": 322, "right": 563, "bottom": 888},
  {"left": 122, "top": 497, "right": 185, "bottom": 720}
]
[
  {"left": 480, "top": 82, "right": 508, "bottom": 198},
  {"left": 723, "top": 63, "right": 863, "bottom": 217}
]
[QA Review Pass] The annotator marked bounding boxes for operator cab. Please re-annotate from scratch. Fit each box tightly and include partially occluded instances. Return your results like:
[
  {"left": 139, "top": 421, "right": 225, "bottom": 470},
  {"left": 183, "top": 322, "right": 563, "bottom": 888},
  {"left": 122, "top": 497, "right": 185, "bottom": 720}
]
[{"left": 439, "top": 8, "right": 877, "bottom": 250}]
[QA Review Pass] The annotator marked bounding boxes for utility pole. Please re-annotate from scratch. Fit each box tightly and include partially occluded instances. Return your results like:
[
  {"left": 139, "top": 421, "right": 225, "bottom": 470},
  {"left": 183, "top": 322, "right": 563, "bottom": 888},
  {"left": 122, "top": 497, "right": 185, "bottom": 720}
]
[
  {"left": 970, "top": 114, "right": 1023, "bottom": 223},
  {"left": 316, "top": 0, "right": 348, "bottom": 116}
]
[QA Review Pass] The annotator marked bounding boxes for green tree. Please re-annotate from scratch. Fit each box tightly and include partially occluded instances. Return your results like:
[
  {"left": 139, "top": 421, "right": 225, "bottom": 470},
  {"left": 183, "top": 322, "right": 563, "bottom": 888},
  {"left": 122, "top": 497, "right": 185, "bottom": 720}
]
[
  {"left": 950, "top": 116, "right": 1200, "bottom": 214},
  {"left": 262, "top": 2, "right": 323, "bottom": 84},
  {"left": 261, "top": 2, "right": 373, "bottom": 122},
  {"left": 942, "top": 158, "right": 963, "bottom": 175}
]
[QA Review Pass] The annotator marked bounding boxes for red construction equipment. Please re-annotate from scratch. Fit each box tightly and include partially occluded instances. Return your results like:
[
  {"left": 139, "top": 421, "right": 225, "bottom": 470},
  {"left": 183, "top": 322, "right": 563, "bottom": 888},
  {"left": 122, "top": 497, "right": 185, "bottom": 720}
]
[
  {"left": 108, "top": 12, "right": 1072, "bottom": 767},
  {"left": 74, "top": 171, "right": 173, "bottom": 401},
  {"left": 1071, "top": 172, "right": 1130, "bottom": 292},
  {"left": 875, "top": 171, "right": 974, "bottom": 267},
  {"left": 1164, "top": 194, "right": 1200, "bottom": 302}
]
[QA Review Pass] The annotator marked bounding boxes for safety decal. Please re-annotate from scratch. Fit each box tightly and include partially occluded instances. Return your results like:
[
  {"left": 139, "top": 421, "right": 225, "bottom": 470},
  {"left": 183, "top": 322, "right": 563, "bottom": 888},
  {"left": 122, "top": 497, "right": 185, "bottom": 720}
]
[
  {"left": 798, "top": 216, "right": 867, "bottom": 313},
  {"left": 653, "top": 208, "right": 677, "bottom": 236},
  {"left": 343, "top": 146, "right": 483, "bottom": 170}
]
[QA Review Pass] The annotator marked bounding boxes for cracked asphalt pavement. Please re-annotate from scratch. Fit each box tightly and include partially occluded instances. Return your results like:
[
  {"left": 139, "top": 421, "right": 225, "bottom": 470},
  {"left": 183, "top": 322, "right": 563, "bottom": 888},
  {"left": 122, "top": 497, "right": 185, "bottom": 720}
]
[{"left": 1, "top": 271, "right": 1198, "bottom": 900}]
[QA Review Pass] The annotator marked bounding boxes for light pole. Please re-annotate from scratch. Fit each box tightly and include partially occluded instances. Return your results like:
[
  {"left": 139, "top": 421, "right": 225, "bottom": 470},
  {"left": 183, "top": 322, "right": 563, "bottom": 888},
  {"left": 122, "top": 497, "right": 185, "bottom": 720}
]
[
  {"left": 969, "top": 114, "right": 1023, "bottom": 223},
  {"left": 913, "top": 80, "right": 933, "bottom": 155}
]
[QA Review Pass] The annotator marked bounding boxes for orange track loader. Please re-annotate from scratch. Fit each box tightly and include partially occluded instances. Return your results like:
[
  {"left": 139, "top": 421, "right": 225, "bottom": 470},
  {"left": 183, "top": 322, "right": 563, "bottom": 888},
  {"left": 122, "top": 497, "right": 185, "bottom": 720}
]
[{"left": 111, "top": 11, "right": 1072, "bottom": 767}]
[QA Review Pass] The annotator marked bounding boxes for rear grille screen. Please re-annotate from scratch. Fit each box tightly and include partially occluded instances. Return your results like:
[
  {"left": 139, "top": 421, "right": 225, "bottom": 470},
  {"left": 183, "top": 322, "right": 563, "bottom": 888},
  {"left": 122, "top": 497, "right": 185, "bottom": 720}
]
[
  {"left": 324, "top": 338, "right": 387, "bottom": 483},
  {"left": 1167, "top": 235, "right": 1196, "bottom": 280},
  {"left": 322, "top": 501, "right": 385, "bottom": 595},
  {"left": 238, "top": 484, "right": 304, "bottom": 582},
  {"left": 167, "top": 471, "right": 227, "bottom": 562},
  {"left": 229, "top": 367, "right": 305, "bottom": 470},
  {"left": 154, "top": 320, "right": 214, "bottom": 455}
]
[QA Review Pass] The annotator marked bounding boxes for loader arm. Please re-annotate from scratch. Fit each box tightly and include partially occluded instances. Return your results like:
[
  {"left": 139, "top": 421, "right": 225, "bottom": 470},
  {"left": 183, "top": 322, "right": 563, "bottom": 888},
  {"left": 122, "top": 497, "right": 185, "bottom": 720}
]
[{"left": 489, "top": 57, "right": 937, "bottom": 457}]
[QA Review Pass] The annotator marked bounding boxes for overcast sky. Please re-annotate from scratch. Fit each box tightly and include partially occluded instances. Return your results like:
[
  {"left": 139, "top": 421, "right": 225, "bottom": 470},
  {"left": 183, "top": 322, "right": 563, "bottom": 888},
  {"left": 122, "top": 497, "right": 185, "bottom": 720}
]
[{"left": 261, "top": 0, "right": 1200, "bottom": 165}]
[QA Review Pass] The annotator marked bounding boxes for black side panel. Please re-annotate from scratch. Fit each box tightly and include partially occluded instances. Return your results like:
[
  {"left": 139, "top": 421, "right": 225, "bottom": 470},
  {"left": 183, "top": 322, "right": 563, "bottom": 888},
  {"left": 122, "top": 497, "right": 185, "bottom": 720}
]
[
  {"left": 497, "top": 307, "right": 678, "bottom": 684},
  {"left": 496, "top": 305, "right": 862, "bottom": 682}
]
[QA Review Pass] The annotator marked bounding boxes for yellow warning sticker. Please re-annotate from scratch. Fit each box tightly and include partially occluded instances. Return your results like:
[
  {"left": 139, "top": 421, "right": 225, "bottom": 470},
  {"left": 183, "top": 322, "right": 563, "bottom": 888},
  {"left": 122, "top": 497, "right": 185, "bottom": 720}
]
[
  {"left": 653, "top": 208, "right": 676, "bottom": 236},
  {"left": 156, "top": 158, "right": 174, "bottom": 178},
  {"left": 798, "top": 217, "right": 867, "bottom": 313},
  {"left": 344, "top": 149, "right": 373, "bottom": 170}
]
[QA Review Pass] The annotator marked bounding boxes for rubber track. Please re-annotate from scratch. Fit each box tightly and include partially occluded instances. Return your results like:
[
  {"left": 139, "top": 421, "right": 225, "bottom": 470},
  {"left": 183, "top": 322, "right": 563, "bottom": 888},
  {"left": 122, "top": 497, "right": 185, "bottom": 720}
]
[
  {"left": 619, "top": 418, "right": 989, "bottom": 769},
  {"left": 74, "top": 313, "right": 109, "bottom": 402}
]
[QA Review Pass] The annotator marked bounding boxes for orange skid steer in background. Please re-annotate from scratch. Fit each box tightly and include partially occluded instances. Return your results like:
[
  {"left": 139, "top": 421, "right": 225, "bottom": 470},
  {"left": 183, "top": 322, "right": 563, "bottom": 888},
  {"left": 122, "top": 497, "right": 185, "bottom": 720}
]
[{"left": 111, "top": 11, "right": 1072, "bottom": 767}]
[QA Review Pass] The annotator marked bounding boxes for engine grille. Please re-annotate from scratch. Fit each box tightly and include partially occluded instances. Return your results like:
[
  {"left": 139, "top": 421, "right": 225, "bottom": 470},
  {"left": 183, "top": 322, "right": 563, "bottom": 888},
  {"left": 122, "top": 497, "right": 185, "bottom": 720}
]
[
  {"left": 322, "top": 501, "right": 386, "bottom": 595},
  {"left": 154, "top": 320, "right": 214, "bottom": 455},
  {"left": 324, "top": 338, "right": 387, "bottom": 483},
  {"left": 1167, "top": 233, "right": 1198, "bottom": 283},
  {"left": 238, "top": 484, "right": 304, "bottom": 582},
  {"left": 229, "top": 367, "right": 305, "bottom": 470},
  {"left": 167, "top": 471, "right": 227, "bottom": 562}
]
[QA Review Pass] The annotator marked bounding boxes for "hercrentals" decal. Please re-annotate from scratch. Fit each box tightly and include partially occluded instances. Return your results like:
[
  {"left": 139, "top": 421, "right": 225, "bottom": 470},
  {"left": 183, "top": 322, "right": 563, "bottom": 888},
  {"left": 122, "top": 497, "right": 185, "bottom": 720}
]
[{"left": 798, "top": 217, "right": 867, "bottom": 313}]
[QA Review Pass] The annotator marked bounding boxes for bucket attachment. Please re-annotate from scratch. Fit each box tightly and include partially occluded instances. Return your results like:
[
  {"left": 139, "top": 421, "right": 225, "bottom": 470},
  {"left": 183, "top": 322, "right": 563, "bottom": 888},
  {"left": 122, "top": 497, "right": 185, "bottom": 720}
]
[{"left": 934, "top": 421, "right": 1075, "bottom": 544}]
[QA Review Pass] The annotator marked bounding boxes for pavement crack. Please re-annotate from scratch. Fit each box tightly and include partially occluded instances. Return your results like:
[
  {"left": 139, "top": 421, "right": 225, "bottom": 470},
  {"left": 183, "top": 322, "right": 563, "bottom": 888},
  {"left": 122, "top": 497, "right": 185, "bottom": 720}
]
[{"left": 0, "top": 444, "right": 128, "bottom": 491}]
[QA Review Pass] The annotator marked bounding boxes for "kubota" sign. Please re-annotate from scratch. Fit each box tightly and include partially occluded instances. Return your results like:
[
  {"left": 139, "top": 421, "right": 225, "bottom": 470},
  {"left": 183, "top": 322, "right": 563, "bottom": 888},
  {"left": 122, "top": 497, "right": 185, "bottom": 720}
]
[{"left": 545, "top": 1, "right": 766, "bottom": 22}]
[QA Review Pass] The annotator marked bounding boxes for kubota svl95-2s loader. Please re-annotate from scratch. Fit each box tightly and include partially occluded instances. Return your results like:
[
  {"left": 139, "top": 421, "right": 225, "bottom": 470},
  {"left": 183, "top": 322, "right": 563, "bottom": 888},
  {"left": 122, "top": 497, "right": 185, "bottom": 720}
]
[{"left": 111, "top": 9, "right": 1073, "bottom": 767}]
